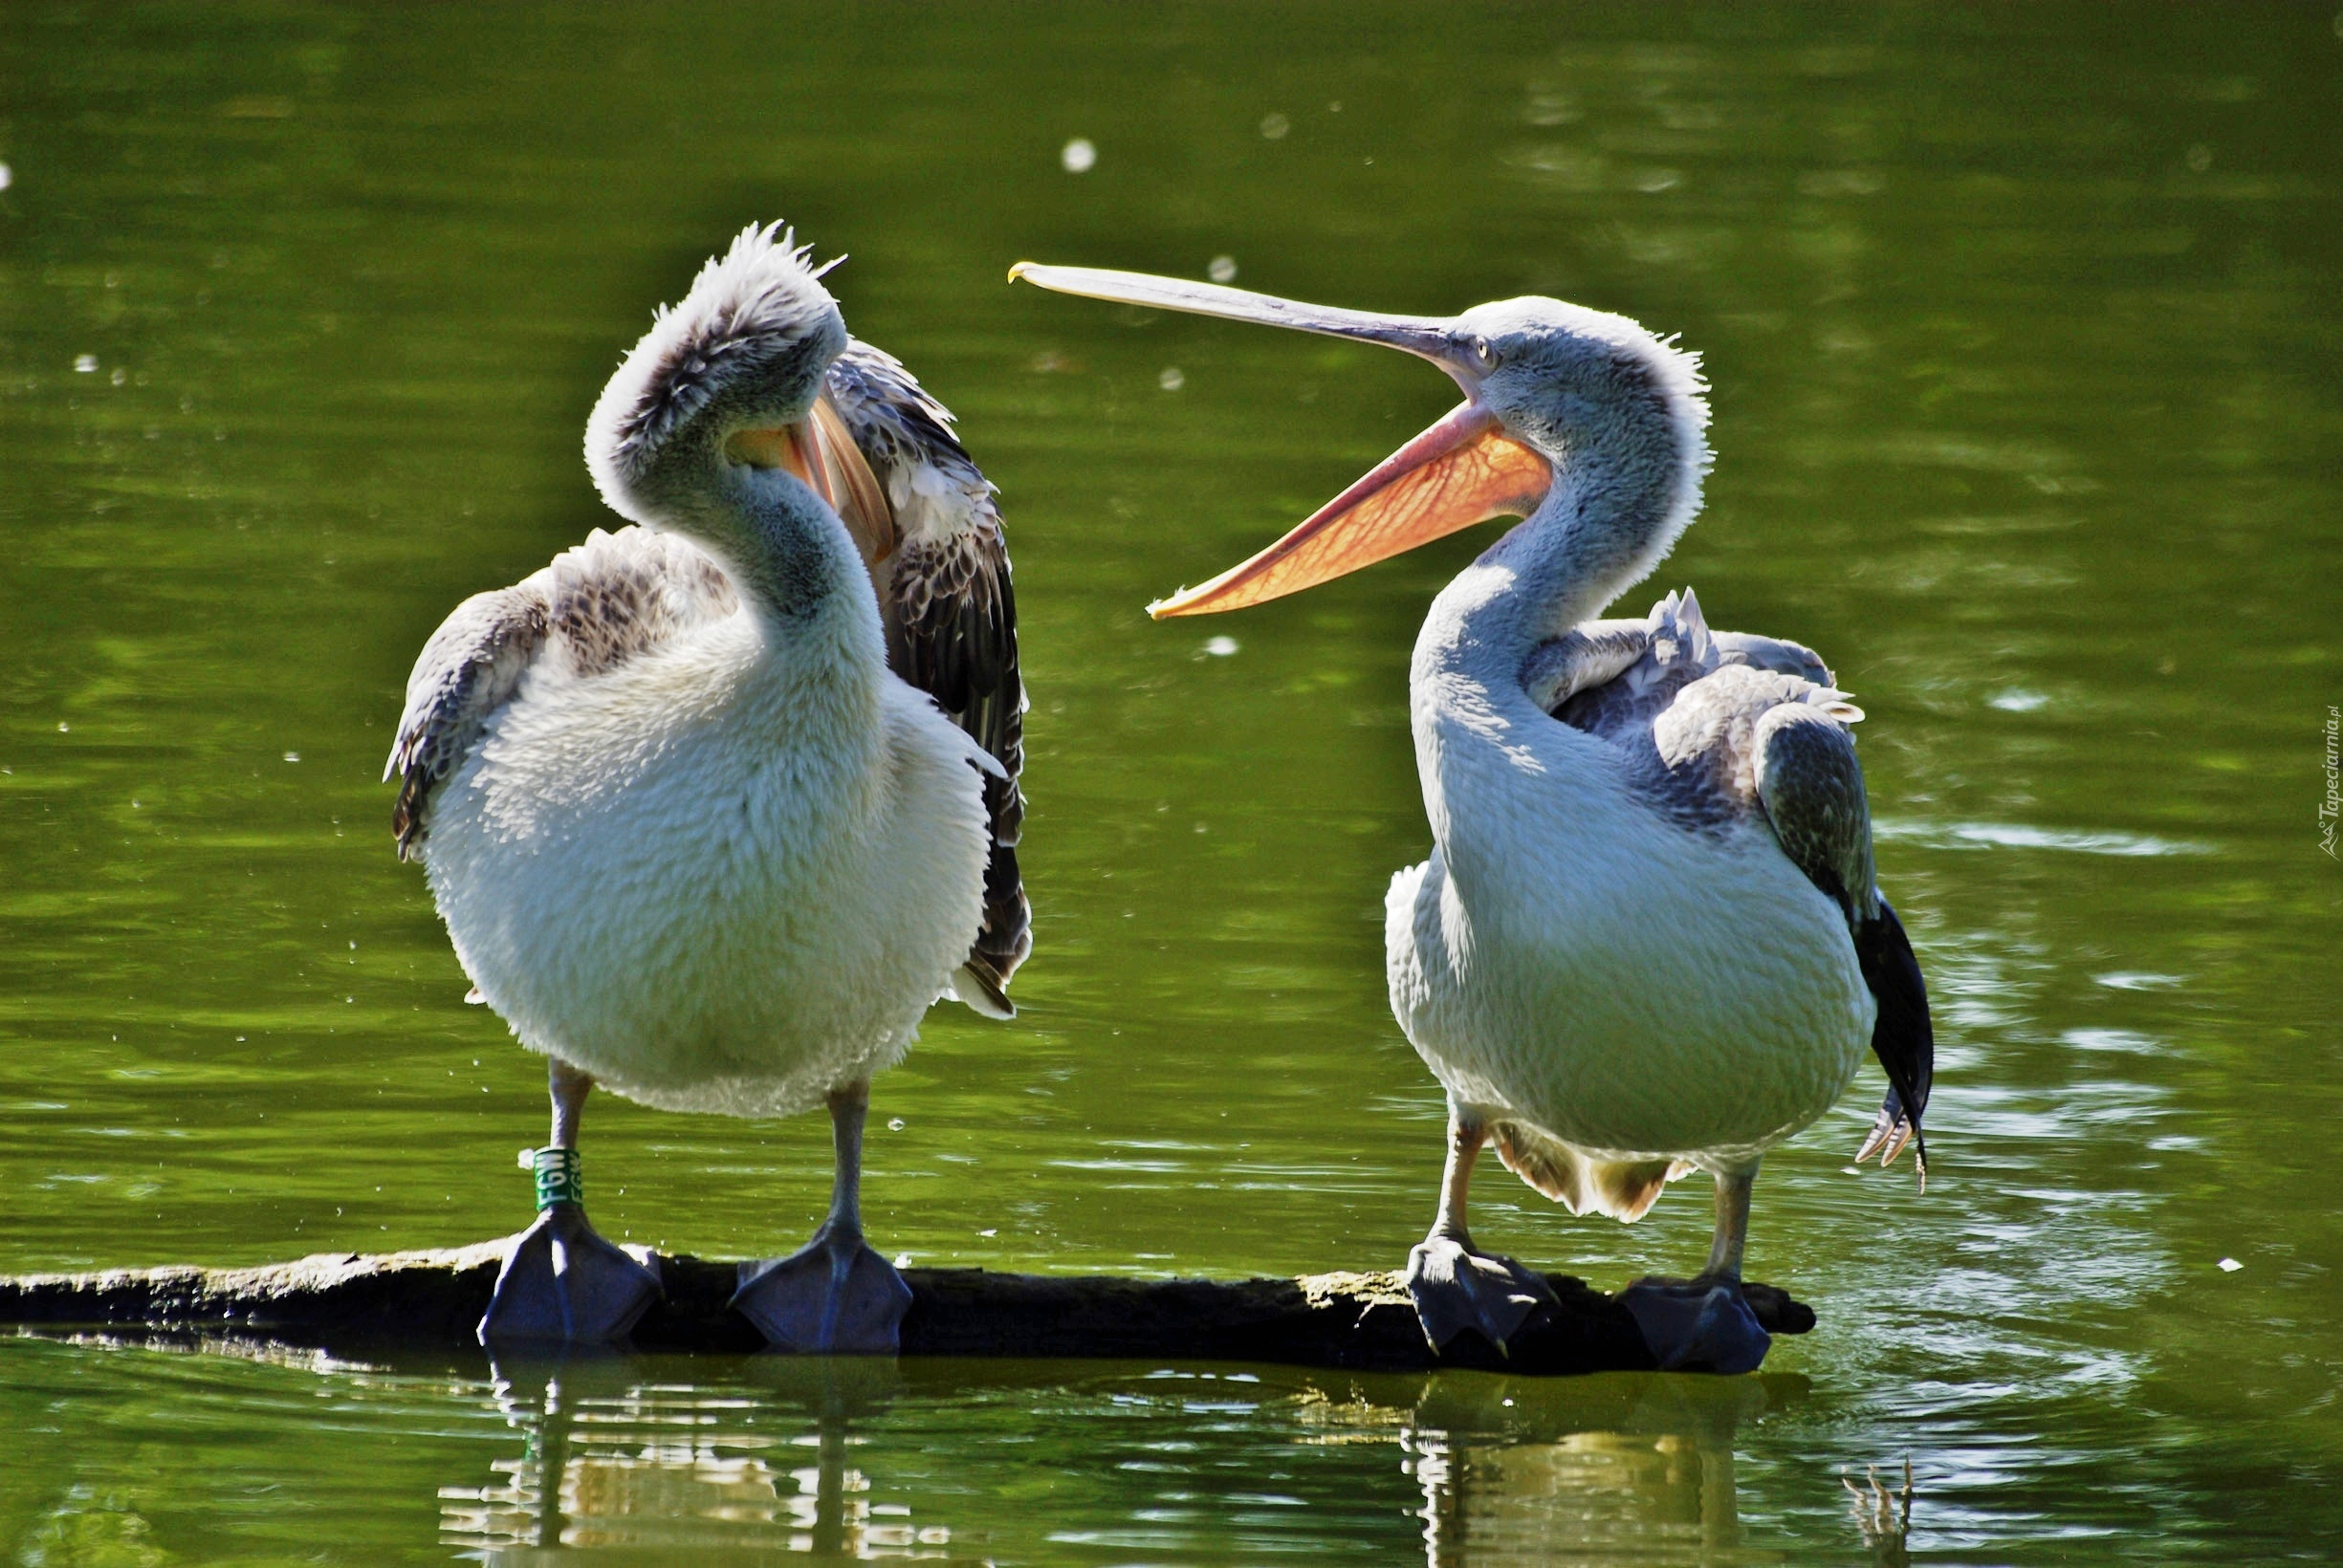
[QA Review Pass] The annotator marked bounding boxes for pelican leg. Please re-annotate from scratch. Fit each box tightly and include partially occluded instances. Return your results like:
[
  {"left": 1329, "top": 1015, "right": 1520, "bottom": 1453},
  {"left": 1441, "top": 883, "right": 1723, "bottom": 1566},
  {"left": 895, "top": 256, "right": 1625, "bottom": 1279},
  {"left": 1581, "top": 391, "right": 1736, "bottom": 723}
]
[
  {"left": 479, "top": 1057, "right": 664, "bottom": 1345},
  {"left": 1618, "top": 1165, "right": 1772, "bottom": 1374},
  {"left": 731, "top": 1079, "right": 913, "bottom": 1354},
  {"left": 1403, "top": 1103, "right": 1559, "bottom": 1354}
]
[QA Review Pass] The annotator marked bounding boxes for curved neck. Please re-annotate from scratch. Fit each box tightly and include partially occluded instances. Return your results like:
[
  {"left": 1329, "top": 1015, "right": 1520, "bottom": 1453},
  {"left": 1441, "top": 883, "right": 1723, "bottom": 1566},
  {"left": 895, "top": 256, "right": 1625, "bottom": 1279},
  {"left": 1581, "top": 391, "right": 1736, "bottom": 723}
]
[
  {"left": 704, "top": 477, "right": 869, "bottom": 628},
  {"left": 1413, "top": 431, "right": 1690, "bottom": 696},
  {"left": 628, "top": 442, "right": 873, "bottom": 630}
]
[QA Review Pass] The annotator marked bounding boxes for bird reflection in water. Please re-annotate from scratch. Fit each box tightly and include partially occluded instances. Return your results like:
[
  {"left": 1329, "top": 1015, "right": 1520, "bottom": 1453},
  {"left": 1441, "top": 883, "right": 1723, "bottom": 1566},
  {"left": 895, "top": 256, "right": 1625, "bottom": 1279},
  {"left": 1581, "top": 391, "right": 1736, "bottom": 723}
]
[
  {"left": 429, "top": 1354, "right": 1907, "bottom": 1561},
  {"left": 1335, "top": 1371, "right": 1807, "bottom": 1566},
  {"left": 1844, "top": 1459, "right": 1915, "bottom": 1568},
  {"left": 437, "top": 1352, "right": 952, "bottom": 1558}
]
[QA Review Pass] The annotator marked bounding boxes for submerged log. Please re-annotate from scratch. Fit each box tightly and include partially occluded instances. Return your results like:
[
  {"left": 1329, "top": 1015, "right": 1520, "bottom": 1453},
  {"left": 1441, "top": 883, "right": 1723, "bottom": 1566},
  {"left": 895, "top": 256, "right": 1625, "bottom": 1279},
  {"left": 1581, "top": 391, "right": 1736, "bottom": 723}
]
[{"left": 0, "top": 1244, "right": 1812, "bottom": 1374}]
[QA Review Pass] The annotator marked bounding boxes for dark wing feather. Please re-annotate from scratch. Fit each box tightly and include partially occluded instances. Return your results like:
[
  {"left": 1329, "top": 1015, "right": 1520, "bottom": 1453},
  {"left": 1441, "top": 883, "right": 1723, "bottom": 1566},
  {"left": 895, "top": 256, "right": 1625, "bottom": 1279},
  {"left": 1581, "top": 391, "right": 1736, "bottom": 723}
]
[
  {"left": 385, "top": 586, "right": 549, "bottom": 860},
  {"left": 1752, "top": 703, "right": 1934, "bottom": 1180},
  {"left": 825, "top": 340, "right": 1031, "bottom": 992},
  {"left": 1852, "top": 901, "right": 1934, "bottom": 1174},
  {"left": 384, "top": 527, "right": 736, "bottom": 860}
]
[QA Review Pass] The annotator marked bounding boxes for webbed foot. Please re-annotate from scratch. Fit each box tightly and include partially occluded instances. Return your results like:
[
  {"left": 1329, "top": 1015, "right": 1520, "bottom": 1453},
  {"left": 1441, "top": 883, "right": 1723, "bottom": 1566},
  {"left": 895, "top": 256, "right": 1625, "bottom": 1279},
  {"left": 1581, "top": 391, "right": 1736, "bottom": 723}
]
[
  {"left": 478, "top": 1204, "right": 663, "bottom": 1345},
  {"left": 1404, "top": 1233, "right": 1559, "bottom": 1354},
  {"left": 1618, "top": 1275, "right": 1771, "bottom": 1374},
  {"left": 730, "top": 1223, "right": 912, "bottom": 1355}
]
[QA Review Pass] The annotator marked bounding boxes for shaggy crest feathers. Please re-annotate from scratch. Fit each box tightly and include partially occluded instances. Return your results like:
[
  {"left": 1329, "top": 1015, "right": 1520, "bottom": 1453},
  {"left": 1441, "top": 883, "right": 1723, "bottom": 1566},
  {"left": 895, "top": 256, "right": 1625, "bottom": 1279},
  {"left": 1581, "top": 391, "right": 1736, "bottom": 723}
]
[
  {"left": 1604, "top": 320, "right": 1712, "bottom": 592},
  {"left": 1460, "top": 294, "right": 1714, "bottom": 604},
  {"left": 585, "top": 223, "right": 846, "bottom": 518}
]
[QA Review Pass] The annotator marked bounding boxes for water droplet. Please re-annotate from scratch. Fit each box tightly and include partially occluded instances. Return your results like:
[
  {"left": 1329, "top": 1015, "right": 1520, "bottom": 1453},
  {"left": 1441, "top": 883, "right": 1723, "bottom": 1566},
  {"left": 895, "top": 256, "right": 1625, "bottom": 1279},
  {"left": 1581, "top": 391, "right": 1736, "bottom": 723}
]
[
  {"left": 1203, "top": 636, "right": 1238, "bottom": 657},
  {"left": 74, "top": 355, "right": 98, "bottom": 374},
  {"left": 110, "top": 367, "right": 127, "bottom": 386},
  {"left": 887, "top": 1117, "right": 906, "bottom": 1131},
  {"left": 979, "top": 1228, "right": 997, "bottom": 1238},
  {"left": 2218, "top": 1256, "right": 2243, "bottom": 1273},
  {"left": 1259, "top": 112, "right": 1290, "bottom": 140},
  {"left": 1061, "top": 138, "right": 1097, "bottom": 173},
  {"left": 0, "top": 163, "right": 12, "bottom": 190},
  {"left": 892, "top": 1252, "right": 911, "bottom": 1269},
  {"left": 1158, "top": 366, "right": 1185, "bottom": 391},
  {"left": 1207, "top": 255, "right": 1237, "bottom": 284},
  {"left": 2185, "top": 142, "right": 2213, "bottom": 173}
]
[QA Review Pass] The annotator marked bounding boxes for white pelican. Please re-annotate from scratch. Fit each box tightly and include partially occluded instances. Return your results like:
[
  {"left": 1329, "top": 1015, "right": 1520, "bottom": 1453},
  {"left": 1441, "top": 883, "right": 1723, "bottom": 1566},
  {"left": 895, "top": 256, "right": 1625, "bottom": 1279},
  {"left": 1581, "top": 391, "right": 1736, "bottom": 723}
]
[
  {"left": 1013, "top": 262, "right": 1930, "bottom": 1373},
  {"left": 387, "top": 225, "right": 1029, "bottom": 1351}
]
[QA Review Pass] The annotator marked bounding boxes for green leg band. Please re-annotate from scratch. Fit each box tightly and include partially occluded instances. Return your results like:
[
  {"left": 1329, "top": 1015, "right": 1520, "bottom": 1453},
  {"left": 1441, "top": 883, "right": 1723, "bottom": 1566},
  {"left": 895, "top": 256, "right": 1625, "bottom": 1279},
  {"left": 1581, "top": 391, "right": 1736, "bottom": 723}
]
[{"left": 531, "top": 1147, "right": 583, "bottom": 1210}]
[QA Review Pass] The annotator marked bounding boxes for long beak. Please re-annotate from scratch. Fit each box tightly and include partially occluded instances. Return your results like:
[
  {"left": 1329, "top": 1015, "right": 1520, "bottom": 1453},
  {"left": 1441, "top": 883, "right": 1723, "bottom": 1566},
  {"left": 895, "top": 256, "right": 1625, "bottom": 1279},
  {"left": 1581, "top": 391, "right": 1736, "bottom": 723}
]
[
  {"left": 1010, "top": 262, "right": 1551, "bottom": 617},
  {"left": 726, "top": 395, "right": 898, "bottom": 573}
]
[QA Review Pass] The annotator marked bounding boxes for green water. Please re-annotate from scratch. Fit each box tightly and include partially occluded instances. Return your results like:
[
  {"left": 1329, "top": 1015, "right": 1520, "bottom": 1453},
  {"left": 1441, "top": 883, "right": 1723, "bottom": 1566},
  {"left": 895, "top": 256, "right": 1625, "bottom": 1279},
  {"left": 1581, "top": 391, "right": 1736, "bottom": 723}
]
[{"left": 3, "top": 3, "right": 2339, "bottom": 1560}]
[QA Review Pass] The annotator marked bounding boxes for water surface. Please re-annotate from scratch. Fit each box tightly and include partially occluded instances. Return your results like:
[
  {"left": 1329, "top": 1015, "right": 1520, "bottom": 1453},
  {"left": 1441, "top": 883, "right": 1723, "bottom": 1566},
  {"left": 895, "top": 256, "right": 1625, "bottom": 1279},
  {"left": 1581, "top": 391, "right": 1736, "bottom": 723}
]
[{"left": 3, "top": 3, "right": 2339, "bottom": 1561}]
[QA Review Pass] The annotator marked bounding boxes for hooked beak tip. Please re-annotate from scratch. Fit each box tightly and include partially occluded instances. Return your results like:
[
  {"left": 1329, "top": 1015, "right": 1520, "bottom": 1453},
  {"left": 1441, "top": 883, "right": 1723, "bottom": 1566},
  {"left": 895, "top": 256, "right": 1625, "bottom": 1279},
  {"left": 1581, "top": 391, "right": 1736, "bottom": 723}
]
[{"left": 1006, "top": 260, "right": 1036, "bottom": 284}]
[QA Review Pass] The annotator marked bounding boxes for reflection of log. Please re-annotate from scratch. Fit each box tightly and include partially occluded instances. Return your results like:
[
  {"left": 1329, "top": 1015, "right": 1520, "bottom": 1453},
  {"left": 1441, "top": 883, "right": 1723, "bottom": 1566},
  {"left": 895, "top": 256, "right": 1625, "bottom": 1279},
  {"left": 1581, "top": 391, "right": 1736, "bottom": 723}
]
[{"left": 0, "top": 1244, "right": 1812, "bottom": 1374}]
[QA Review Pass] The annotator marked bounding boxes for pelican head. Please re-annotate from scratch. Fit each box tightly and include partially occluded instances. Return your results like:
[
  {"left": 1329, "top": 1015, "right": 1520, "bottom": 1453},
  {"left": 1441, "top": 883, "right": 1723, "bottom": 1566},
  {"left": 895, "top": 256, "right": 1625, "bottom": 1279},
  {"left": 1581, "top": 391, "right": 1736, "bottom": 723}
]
[
  {"left": 587, "top": 225, "right": 887, "bottom": 557},
  {"left": 1009, "top": 263, "right": 1709, "bottom": 617}
]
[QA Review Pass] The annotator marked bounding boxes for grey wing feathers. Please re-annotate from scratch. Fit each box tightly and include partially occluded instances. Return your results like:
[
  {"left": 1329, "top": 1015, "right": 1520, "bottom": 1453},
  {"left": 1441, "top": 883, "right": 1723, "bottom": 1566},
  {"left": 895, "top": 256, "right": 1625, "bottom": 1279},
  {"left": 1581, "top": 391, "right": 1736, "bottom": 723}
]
[
  {"left": 385, "top": 586, "right": 549, "bottom": 860},
  {"left": 1752, "top": 705, "right": 1876, "bottom": 922},
  {"left": 1712, "top": 630, "right": 1831, "bottom": 686},
  {"left": 384, "top": 527, "right": 737, "bottom": 860},
  {"left": 825, "top": 339, "right": 1032, "bottom": 991},
  {"left": 1544, "top": 588, "right": 1833, "bottom": 741},
  {"left": 1524, "top": 619, "right": 1651, "bottom": 717},
  {"left": 1540, "top": 587, "right": 1933, "bottom": 1176},
  {"left": 1747, "top": 667, "right": 1933, "bottom": 1180}
]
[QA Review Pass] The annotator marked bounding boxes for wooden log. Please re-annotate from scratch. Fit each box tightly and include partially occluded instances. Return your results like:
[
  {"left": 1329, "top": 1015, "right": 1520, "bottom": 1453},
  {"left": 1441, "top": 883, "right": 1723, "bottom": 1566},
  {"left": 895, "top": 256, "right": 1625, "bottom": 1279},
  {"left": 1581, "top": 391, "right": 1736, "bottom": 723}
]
[{"left": 0, "top": 1244, "right": 1813, "bottom": 1374}]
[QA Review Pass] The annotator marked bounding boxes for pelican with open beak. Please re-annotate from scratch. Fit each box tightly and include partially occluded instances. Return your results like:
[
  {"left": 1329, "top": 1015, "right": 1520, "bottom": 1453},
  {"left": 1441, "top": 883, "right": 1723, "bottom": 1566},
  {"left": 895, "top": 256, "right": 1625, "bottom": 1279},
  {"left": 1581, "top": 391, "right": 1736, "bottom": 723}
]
[{"left": 1014, "top": 262, "right": 1932, "bottom": 1372}]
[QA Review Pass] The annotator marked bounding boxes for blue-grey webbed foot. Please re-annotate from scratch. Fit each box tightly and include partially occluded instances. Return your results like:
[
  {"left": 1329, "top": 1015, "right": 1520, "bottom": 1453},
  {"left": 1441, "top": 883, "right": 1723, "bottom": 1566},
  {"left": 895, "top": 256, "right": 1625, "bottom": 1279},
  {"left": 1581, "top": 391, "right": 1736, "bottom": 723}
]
[
  {"left": 1618, "top": 1275, "right": 1771, "bottom": 1374},
  {"left": 731, "top": 1222, "right": 912, "bottom": 1355},
  {"left": 1405, "top": 1233, "right": 1560, "bottom": 1354},
  {"left": 478, "top": 1203, "right": 663, "bottom": 1345}
]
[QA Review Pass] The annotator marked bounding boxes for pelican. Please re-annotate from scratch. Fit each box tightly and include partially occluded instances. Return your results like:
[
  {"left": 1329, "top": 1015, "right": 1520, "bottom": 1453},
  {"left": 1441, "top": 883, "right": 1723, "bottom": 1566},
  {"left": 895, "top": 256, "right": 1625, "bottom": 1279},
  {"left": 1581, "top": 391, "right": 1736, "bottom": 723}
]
[
  {"left": 386, "top": 225, "right": 1029, "bottom": 1351},
  {"left": 1013, "top": 262, "right": 1931, "bottom": 1372}
]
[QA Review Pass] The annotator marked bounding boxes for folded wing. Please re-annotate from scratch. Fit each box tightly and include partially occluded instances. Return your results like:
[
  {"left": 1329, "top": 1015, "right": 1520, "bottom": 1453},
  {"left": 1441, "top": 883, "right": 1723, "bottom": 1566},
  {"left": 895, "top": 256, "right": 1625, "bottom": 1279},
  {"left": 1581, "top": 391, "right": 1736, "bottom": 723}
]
[
  {"left": 385, "top": 528, "right": 739, "bottom": 860},
  {"left": 1540, "top": 587, "right": 1934, "bottom": 1181},
  {"left": 1752, "top": 700, "right": 1933, "bottom": 1180},
  {"left": 824, "top": 340, "right": 1032, "bottom": 998}
]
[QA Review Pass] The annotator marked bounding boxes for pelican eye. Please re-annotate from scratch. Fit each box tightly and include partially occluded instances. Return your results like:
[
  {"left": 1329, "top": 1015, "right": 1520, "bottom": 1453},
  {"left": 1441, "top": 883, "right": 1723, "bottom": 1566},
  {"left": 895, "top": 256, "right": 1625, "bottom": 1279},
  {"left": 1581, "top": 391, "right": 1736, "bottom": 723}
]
[{"left": 1465, "top": 336, "right": 1500, "bottom": 374}]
